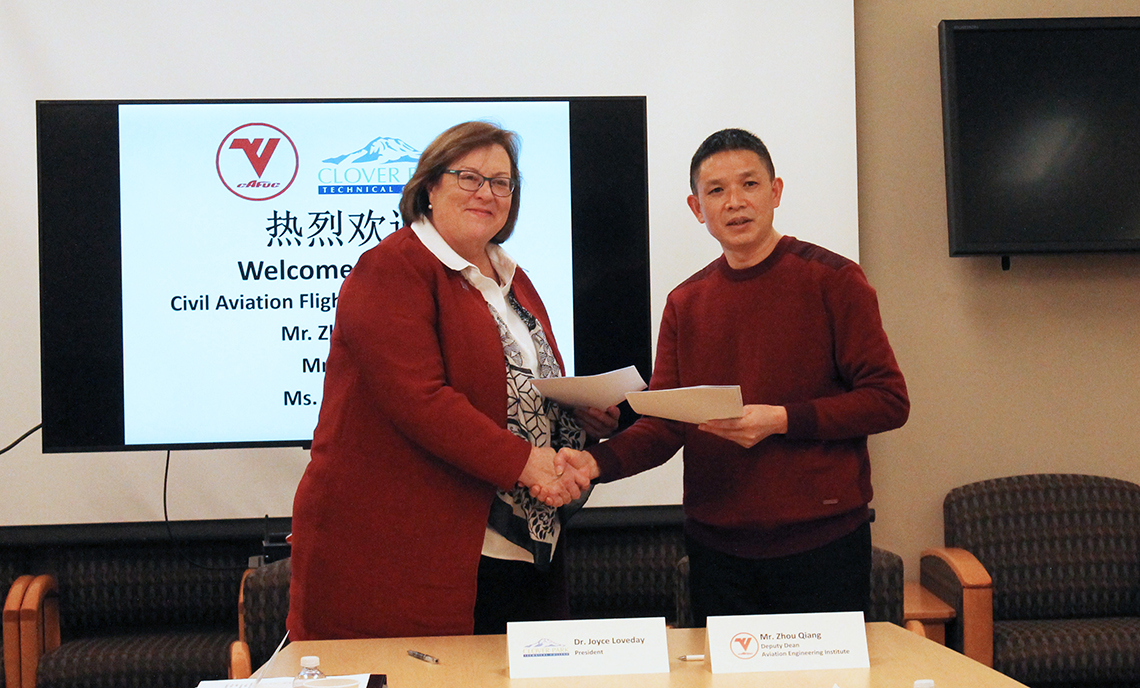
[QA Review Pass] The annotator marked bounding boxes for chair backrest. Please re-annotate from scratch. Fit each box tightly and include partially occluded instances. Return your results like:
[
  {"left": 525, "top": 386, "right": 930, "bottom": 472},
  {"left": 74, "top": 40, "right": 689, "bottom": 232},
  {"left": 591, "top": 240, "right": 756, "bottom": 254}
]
[
  {"left": 241, "top": 530, "right": 686, "bottom": 659},
  {"left": 48, "top": 542, "right": 248, "bottom": 635},
  {"left": 240, "top": 557, "right": 292, "bottom": 670},
  {"left": 944, "top": 473, "right": 1140, "bottom": 621},
  {"left": 563, "top": 524, "right": 686, "bottom": 624},
  {"left": 868, "top": 546, "right": 904, "bottom": 625}
]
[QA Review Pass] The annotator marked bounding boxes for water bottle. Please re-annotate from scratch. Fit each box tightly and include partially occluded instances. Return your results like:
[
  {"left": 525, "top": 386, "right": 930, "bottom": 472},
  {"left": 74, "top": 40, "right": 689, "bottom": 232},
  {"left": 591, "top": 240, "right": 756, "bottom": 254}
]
[{"left": 293, "top": 655, "right": 326, "bottom": 686}]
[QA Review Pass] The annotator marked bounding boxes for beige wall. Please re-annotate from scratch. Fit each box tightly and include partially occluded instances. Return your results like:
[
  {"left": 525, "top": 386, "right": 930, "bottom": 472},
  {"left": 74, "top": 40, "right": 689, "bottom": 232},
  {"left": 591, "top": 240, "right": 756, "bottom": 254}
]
[{"left": 856, "top": 0, "right": 1140, "bottom": 577}]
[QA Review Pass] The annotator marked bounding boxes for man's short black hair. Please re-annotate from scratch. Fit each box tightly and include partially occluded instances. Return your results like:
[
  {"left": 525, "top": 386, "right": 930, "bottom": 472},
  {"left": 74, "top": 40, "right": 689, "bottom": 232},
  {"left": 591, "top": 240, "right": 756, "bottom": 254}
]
[{"left": 689, "top": 128, "right": 776, "bottom": 194}]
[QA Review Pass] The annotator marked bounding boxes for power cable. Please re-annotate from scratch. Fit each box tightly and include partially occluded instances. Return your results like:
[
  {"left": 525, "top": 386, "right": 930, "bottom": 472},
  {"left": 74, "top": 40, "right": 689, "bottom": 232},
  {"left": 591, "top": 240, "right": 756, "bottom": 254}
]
[
  {"left": 0, "top": 423, "right": 41, "bottom": 455},
  {"left": 163, "top": 448, "right": 249, "bottom": 572}
]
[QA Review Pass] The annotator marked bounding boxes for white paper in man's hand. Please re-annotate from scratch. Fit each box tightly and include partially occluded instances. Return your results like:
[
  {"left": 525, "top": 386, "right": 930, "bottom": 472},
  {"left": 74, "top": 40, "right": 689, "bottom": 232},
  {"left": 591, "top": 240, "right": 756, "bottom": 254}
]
[
  {"left": 625, "top": 386, "right": 743, "bottom": 424},
  {"left": 530, "top": 365, "right": 647, "bottom": 409}
]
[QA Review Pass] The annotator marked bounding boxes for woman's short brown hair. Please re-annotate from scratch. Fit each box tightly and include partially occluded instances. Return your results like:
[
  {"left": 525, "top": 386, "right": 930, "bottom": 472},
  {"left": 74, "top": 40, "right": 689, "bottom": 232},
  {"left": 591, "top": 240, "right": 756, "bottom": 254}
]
[{"left": 399, "top": 121, "right": 522, "bottom": 244}]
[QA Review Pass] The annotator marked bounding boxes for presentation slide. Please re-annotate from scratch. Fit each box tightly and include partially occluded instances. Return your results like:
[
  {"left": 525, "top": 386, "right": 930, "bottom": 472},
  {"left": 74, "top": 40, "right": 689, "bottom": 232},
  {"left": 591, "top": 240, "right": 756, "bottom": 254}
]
[{"left": 117, "top": 101, "right": 574, "bottom": 447}]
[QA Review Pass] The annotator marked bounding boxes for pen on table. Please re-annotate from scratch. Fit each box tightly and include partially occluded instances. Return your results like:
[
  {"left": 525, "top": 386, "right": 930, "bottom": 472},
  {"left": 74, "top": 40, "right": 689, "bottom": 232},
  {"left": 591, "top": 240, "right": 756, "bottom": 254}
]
[
  {"left": 678, "top": 654, "right": 705, "bottom": 661},
  {"left": 407, "top": 649, "right": 440, "bottom": 664}
]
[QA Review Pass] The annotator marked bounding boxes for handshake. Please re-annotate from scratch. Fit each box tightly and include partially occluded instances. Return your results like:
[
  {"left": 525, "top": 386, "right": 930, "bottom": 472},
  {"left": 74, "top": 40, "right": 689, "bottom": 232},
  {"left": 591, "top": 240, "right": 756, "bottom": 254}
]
[{"left": 518, "top": 446, "right": 599, "bottom": 508}]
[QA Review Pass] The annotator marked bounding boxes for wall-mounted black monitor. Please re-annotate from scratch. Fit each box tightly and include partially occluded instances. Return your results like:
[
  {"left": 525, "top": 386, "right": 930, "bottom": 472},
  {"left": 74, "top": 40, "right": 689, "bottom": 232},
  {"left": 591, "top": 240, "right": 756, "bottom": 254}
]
[
  {"left": 940, "top": 17, "right": 1140, "bottom": 256},
  {"left": 38, "top": 97, "right": 650, "bottom": 453}
]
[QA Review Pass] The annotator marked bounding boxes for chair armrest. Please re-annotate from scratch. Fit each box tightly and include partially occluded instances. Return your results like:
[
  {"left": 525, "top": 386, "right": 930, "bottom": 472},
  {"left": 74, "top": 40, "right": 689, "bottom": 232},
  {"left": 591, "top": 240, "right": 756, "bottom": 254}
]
[
  {"left": 229, "top": 640, "right": 252, "bottom": 679},
  {"left": 905, "top": 619, "right": 928, "bottom": 638},
  {"left": 4, "top": 574, "right": 35, "bottom": 688},
  {"left": 920, "top": 547, "right": 993, "bottom": 667},
  {"left": 19, "top": 574, "right": 60, "bottom": 688},
  {"left": 237, "top": 568, "right": 254, "bottom": 644},
  {"left": 230, "top": 567, "right": 258, "bottom": 679}
]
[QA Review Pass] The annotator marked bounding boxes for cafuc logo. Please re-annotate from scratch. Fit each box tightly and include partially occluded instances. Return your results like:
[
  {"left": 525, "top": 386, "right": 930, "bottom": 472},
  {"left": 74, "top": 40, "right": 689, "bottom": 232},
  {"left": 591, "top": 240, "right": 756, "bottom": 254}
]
[
  {"left": 217, "top": 123, "right": 299, "bottom": 201},
  {"left": 730, "top": 632, "right": 759, "bottom": 660}
]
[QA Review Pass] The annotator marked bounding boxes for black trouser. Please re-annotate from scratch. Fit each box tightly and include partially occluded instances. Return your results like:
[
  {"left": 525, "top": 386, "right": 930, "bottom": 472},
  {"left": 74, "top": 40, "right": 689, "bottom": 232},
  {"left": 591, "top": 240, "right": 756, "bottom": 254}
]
[
  {"left": 686, "top": 521, "right": 872, "bottom": 627},
  {"left": 473, "top": 554, "right": 569, "bottom": 635}
]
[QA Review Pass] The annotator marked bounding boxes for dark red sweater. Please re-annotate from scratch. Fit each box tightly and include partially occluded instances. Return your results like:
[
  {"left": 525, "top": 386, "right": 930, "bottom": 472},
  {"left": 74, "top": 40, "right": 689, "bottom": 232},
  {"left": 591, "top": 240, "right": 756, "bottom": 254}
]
[{"left": 592, "top": 236, "right": 909, "bottom": 558}]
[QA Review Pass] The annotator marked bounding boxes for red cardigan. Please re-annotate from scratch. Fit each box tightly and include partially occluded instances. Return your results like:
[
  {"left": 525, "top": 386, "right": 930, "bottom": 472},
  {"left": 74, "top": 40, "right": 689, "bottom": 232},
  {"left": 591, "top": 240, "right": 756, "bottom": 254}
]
[{"left": 287, "top": 227, "right": 563, "bottom": 640}]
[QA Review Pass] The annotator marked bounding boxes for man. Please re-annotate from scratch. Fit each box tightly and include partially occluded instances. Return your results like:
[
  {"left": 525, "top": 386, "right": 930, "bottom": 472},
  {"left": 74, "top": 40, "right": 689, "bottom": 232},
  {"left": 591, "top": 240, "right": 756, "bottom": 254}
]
[{"left": 563, "top": 128, "right": 909, "bottom": 624}]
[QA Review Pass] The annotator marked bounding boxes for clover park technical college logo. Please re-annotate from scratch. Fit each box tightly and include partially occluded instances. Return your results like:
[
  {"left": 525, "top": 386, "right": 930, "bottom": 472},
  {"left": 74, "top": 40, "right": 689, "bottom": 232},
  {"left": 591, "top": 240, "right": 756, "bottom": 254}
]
[
  {"left": 217, "top": 123, "right": 299, "bottom": 201},
  {"left": 317, "top": 135, "right": 420, "bottom": 195},
  {"left": 522, "top": 637, "right": 570, "bottom": 658}
]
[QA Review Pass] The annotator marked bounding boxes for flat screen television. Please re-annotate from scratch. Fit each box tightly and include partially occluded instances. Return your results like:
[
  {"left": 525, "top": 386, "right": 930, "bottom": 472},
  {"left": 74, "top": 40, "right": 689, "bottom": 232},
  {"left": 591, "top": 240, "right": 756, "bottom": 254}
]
[
  {"left": 939, "top": 17, "right": 1140, "bottom": 256},
  {"left": 38, "top": 97, "right": 650, "bottom": 453}
]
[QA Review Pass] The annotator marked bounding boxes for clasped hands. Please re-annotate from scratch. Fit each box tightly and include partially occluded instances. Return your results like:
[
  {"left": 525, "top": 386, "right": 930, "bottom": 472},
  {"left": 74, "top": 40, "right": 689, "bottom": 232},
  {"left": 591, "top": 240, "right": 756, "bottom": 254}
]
[{"left": 518, "top": 446, "right": 599, "bottom": 508}]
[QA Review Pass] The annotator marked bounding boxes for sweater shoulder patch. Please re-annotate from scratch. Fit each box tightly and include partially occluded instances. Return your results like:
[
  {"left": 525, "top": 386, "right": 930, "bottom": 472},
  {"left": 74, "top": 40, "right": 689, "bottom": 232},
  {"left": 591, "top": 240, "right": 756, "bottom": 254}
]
[{"left": 786, "top": 238, "right": 856, "bottom": 274}]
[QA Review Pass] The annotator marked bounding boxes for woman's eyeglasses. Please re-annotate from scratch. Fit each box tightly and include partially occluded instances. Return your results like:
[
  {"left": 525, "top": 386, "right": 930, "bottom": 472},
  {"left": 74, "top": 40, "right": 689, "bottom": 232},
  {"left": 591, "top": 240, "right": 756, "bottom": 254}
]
[{"left": 443, "top": 169, "right": 516, "bottom": 197}]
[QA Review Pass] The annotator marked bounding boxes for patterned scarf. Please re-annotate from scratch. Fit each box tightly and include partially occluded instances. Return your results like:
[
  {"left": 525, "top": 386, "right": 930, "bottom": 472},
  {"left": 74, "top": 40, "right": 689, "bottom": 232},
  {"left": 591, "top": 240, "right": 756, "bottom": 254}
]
[{"left": 486, "top": 293, "right": 587, "bottom": 571}]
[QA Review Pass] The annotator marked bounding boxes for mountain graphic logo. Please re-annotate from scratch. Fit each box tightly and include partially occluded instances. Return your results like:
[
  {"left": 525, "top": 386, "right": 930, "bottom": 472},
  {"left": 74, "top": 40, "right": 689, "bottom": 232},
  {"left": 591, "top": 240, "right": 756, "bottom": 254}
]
[
  {"left": 323, "top": 136, "right": 420, "bottom": 165},
  {"left": 522, "top": 637, "right": 570, "bottom": 658}
]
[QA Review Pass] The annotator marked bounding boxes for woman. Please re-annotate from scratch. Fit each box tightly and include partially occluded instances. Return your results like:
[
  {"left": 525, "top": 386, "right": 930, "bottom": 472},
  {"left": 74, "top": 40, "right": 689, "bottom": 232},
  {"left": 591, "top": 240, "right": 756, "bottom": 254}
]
[{"left": 286, "top": 121, "right": 617, "bottom": 640}]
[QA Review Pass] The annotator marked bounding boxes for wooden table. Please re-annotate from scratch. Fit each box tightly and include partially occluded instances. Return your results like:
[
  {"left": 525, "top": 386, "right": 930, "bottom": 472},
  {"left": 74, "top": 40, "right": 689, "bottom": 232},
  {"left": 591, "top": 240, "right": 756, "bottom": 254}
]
[{"left": 262, "top": 622, "right": 1025, "bottom": 687}]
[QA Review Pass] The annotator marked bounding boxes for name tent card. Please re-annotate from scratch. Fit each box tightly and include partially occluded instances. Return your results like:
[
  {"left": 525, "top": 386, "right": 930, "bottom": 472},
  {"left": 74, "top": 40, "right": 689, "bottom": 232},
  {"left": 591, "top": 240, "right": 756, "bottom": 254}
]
[
  {"left": 506, "top": 617, "right": 669, "bottom": 679},
  {"left": 706, "top": 611, "right": 869, "bottom": 674}
]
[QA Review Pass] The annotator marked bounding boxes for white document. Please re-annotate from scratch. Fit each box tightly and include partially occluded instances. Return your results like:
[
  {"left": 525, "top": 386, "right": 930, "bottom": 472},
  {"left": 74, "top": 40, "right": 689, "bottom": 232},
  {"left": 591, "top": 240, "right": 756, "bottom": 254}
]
[
  {"left": 530, "top": 365, "right": 647, "bottom": 409},
  {"left": 625, "top": 385, "right": 743, "bottom": 423},
  {"left": 196, "top": 675, "right": 370, "bottom": 688},
  {"left": 195, "top": 680, "right": 293, "bottom": 688},
  {"left": 706, "top": 611, "right": 869, "bottom": 674},
  {"left": 507, "top": 616, "right": 670, "bottom": 679}
]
